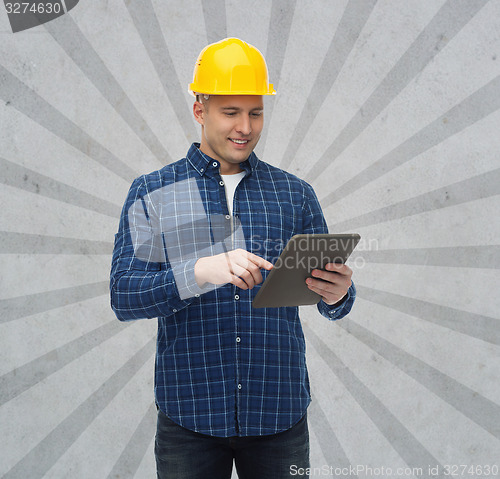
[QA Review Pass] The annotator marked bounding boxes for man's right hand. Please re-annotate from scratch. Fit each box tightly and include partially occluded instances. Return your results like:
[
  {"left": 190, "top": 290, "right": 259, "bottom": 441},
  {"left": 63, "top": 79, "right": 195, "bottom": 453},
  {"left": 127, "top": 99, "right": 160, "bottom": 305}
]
[{"left": 194, "top": 249, "right": 273, "bottom": 290}]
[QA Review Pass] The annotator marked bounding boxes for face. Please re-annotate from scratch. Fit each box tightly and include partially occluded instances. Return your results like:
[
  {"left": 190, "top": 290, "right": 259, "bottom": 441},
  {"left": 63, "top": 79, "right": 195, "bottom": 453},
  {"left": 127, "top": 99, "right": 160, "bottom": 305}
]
[{"left": 193, "top": 95, "right": 264, "bottom": 174}]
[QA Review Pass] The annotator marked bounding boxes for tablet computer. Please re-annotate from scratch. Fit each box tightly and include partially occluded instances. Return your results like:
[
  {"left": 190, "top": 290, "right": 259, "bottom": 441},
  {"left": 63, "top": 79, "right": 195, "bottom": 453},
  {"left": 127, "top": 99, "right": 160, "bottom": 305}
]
[{"left": 252, "top": 233, "right": 360, "bottom": 308}]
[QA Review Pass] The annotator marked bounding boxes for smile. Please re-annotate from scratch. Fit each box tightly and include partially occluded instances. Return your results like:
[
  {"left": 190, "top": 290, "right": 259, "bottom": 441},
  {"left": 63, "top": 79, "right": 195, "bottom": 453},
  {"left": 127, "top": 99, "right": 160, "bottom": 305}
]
[{"left": 229, "top": 138, "right": 249, "bottom": 145}]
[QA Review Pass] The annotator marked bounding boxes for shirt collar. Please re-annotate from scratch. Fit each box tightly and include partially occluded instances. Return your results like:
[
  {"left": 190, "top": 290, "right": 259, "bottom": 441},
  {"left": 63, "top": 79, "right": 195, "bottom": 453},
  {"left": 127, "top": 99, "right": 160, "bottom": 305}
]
[{"left": 186, "top": 143, "right": 259, "bottom": 177}]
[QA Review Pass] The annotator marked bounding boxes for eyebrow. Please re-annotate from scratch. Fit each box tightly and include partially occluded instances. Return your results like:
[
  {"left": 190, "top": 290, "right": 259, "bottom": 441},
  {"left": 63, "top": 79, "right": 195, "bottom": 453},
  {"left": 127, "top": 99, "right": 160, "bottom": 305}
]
[{"left": 220, "top": 106, "right": 264, "bottom": 112}]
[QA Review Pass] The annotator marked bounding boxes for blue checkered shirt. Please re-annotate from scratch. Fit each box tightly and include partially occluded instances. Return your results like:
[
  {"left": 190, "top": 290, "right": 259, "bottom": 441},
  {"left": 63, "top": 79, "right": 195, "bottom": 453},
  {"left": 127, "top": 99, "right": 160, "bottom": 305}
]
[{"left": 110, "top": 143, "right": 355, "bottom": 437}]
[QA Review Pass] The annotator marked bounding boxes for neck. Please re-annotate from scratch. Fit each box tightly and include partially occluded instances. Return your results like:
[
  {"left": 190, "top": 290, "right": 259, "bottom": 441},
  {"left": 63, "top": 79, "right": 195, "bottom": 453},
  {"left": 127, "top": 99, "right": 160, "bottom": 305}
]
[{"left": 220, "top": 165, "right": 243, "bottom": 175}]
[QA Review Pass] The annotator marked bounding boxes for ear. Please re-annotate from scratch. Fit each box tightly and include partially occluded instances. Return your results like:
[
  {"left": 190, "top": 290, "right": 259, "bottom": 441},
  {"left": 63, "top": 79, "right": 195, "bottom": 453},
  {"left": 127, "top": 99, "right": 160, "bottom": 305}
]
[{"left": 193, "top": 101, "right": 205, "bottom": 126}]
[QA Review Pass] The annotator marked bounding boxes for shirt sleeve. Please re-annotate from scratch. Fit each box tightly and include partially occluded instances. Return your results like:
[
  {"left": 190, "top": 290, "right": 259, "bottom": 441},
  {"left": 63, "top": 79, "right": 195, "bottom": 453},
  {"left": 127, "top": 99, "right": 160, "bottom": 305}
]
[
  {"left": 317, "top": 282, "right": 356, "bottom": 320},
  {"left": 109, "top": 177, "right": 210, "bottom": 322},
  {"left": 300, "top": 180, "right": 356, "bottom": 321}
]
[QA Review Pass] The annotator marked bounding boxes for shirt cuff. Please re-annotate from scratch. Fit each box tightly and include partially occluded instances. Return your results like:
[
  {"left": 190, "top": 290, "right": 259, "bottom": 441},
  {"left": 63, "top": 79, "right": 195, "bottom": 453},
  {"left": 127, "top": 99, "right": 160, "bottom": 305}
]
[
  {"left": 317, "top": 282, "right": 356, "bottom": 320},
  {"left": 172, "top": 257, "right": 217, "bottom": 300}
]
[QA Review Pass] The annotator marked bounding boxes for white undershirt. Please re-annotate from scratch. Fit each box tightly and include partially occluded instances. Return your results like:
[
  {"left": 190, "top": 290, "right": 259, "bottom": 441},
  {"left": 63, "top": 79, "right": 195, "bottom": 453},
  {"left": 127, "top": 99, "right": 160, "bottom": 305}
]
[{"left": 221, "top": 172, "right": 246, "bottom": 215}]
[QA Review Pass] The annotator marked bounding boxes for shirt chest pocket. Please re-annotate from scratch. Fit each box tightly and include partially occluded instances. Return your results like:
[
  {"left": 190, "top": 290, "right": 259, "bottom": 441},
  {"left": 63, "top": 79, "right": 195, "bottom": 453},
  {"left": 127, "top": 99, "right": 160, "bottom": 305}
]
[
  {"left": 246, "top": 202, "right": 298, "bottom": 262},
  {"left": 268, "top": 203, "right": 297, "bottom": 239}
]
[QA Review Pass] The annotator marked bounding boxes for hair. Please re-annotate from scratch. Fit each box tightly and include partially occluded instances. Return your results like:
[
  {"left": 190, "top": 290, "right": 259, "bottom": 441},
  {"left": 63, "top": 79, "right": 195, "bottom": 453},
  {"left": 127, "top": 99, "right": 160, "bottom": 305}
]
[{"left": 195, "top": 93, "right": 210, "bottom": 103}]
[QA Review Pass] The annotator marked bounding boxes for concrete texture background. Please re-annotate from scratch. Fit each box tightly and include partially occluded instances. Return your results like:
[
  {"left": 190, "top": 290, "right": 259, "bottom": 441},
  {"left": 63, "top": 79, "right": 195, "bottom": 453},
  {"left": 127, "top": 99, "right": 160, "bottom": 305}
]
[{"left": 1, "top": 0, "right": 499, "bottom": 477}]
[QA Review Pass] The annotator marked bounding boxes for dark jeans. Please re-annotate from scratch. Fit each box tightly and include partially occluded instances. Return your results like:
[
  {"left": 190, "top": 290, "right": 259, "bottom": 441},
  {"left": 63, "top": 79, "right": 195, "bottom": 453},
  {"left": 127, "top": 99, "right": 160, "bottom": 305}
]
[{"left": 155, "top": 409, "right": 310, "bottom": 479}]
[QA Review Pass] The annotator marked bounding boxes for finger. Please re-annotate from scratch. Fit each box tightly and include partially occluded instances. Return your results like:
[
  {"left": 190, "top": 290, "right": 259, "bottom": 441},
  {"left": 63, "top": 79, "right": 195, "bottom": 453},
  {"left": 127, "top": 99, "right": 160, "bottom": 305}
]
[
  {"left": 227, "top": 255, "right": 261, "bottom": 287},
  {"left": 310, "top": 269, "right": 337, "bottom": 282},
  {"left": 225, "top": 250, "right": 272, "bottom": 288},
  {"left": 310, "top": 270, "right": 346, "bottom": 289},
  {"left": 324, "top": 263, "right": 352, "bottom": 275},
  {"left": 306, "top": 279, "right": 345, "bottom": 302},
  {"left": 230, "top": 274, "right": 249, "bottom": 290},
  {"left": 306, "top": 281, "right": 330, "bottom": 300},
  {"left": 218, "top": 258, "right": 250, "bottom": 288},
  {"left": 232, "top": 251, "right": 272, "bottom": 286},
  {"left": 228, "top": 262, "right": 257, "bottom": 288},
  {"left": 245, "top": 251, "right": 274, "bottom": 270},
  {"left": 243, "top": 261, "right": 264, "bottom": 287},
  {"left": 310, "top": 271, "right": 352, "bottom": 294},
  {"left": 239, "top": 269, "right": 259, "bottom": 289}
]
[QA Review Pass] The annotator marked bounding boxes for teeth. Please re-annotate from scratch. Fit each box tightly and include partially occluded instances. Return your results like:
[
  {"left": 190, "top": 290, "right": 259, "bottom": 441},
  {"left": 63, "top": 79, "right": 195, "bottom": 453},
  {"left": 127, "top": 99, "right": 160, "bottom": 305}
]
[{"left": 231, "top": 139, "right": 248, "bottom": 144}]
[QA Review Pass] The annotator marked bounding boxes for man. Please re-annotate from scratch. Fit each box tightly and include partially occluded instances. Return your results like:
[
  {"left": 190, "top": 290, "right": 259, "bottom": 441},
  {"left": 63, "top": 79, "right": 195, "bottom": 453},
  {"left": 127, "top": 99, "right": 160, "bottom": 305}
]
[{"left": 110, "top": 38, "right": 355, "bottom": 479}]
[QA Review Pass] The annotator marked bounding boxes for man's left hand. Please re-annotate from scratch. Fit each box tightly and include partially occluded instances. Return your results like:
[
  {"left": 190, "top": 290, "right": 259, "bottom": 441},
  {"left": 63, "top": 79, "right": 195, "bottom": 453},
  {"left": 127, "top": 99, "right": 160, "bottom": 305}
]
[{"left": 305, "top": 263, "right": 353, "bottom": 306}]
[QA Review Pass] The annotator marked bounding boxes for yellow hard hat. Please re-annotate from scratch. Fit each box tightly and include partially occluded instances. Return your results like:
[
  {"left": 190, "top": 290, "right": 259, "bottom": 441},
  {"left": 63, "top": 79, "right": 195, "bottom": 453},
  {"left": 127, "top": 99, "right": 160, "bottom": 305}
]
[{"left": 189, "top": 38, "right": 276, "bottom": 96}]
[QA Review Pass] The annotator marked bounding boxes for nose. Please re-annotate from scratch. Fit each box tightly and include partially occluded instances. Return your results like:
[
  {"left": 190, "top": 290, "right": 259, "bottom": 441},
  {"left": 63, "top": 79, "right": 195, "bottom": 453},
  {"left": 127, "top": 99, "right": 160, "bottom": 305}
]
[{"left": 236, "top": 115, "right": 252, "bottom": 135}]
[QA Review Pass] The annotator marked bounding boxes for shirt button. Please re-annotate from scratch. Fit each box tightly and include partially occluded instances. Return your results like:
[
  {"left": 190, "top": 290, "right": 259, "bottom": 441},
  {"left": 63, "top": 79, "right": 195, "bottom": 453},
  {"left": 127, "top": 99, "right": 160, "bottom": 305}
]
[
  {"left": 212, "top": 162, "right": 218, "bottom": 167},
  {"left": 236, "top": 337, "right": 241, "bottom": 343},
  {"left": 234, "top": 294, "right": 239, "bottom": 300},
  {"left": 225, "top": 215, "right": 231, "bottom": 220},
  {"left": 172, "top": 309, "right": 177, "bottom": 313},
  {"left": 195, "top": 294, "right": 200, "bottom": 298},
  {"left": 200, "top": 168, "right": 204, "bottom": 172},
  {"left": 238, "top": 384, "right": 242, "bottom": 390},
  {"left": 219, "top": 180, "right": 225, "bottom": 186}
]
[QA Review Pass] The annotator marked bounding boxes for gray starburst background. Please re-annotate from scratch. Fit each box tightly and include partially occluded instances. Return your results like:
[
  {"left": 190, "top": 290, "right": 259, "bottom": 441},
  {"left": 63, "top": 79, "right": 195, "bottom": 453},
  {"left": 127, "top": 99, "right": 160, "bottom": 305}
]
[{"left": 1, "top": 1, "right": 499, "bottom": 478}]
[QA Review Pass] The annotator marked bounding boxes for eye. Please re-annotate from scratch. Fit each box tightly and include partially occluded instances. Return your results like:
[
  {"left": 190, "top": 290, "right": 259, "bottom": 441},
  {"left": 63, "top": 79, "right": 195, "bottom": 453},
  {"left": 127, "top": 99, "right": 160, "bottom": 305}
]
[
  {"left": 224, "top": 112, "right": 236, "bottom": 116},
  {"left": 251, "top": 112, "right": 263, "bottom": 117}
]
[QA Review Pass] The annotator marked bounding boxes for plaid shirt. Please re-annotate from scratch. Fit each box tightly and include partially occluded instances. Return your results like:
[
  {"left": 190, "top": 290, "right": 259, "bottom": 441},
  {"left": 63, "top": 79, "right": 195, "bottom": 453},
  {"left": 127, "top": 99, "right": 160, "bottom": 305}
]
[{"left": 110, "top": 143, "right": 355, "bottom": 437}]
